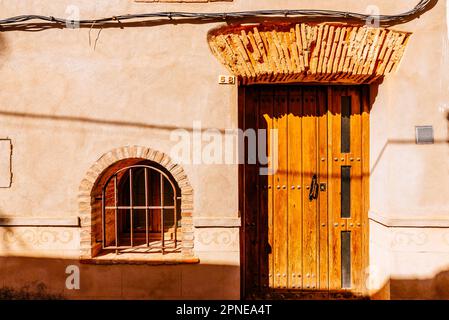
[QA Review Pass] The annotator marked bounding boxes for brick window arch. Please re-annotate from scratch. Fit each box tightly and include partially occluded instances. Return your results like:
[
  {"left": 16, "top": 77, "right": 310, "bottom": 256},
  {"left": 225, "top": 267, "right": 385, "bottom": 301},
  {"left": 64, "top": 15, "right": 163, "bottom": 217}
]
[{"left": 78, "top": 146, "right": 194, "bottom": 260}]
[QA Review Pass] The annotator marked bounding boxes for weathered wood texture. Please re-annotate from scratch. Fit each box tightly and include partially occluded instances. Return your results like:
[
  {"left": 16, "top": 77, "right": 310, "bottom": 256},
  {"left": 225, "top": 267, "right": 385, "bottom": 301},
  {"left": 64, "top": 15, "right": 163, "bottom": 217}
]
[
  {"left": 208, "top": 23, "right": 410, "bottom": 84},
  {"left": 240, "top": 85, "right": 370, "bottom": 299}
]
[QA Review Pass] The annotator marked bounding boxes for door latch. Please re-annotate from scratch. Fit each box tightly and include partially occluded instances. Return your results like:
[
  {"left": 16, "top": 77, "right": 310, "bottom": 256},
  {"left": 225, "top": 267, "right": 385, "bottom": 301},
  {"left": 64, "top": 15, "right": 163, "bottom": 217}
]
[
  {"left": 320, "top": 183, "right": 326, "bottom": 192},
  {"left": 308, "top": 174, "right": 319, "bottom": 201}
]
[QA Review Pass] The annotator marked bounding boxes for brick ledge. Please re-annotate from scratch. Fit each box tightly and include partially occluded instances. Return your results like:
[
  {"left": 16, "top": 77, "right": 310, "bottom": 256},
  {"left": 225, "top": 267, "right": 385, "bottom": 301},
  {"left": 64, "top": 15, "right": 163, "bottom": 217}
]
[
  {"left": 80, "top": 254, "right": 200, "bottom": 265},
  {"left": 0, "top": 216, "right": 79, "bottom": 227}
]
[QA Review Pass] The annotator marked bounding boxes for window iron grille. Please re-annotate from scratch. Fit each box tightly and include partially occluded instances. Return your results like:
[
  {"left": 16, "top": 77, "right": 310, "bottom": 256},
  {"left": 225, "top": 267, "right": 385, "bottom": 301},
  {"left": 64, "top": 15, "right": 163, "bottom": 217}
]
[{"left": 101, "top": 165, "right": 179, "bottom": 254}]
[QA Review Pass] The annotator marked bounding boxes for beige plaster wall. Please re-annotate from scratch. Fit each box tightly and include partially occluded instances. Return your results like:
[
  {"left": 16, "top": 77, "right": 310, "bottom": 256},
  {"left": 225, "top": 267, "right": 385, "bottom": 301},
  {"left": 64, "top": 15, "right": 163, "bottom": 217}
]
[
  {"left": 370, "top": 0, "right": 449, "bottom": 220},
  {"left": 369, "top": 220, "right": 449, "bottom": 299},
  {"left": 368, "top": 0, "right": 449, "bottom": 299},
  {"left": 0, "top": 0, "right": 447, "bottom": 299}
]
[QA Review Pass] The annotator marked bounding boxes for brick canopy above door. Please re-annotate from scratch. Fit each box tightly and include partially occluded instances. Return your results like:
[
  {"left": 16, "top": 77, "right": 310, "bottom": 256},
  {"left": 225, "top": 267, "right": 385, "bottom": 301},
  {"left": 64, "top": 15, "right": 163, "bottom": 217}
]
[{"left": 208, "top": 22, "right": 411, "bottom": 85}]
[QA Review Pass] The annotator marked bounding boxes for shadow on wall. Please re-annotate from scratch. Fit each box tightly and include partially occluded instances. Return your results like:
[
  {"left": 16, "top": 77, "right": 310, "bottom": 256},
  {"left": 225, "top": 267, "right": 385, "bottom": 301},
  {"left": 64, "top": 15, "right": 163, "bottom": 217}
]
[
  {"left": 369, "top": 84, "right": 449, "bottom": 176},
  {"left": 390, "top": 269, "right": 449, "bottom": 300},
  {"left": 0, "top": 219, "right": 34, "bottom": 254},
  {"left": 3, "top": 254, "right": 449, "bottom": 300},
  {"left": 447, "top": 111, "right": 449, "bottom": 137},
  {"left": 0, "top": 255, "right": 240, "bottom": 300},
  {"left": 0, "top": 109, "right": 227, "bottom": 134},
  {"left": 368, "top": 269, "right": 449, "bottom": 300},
  {"left": 0, "top": 33, "right": 10, "bottom": 69}
]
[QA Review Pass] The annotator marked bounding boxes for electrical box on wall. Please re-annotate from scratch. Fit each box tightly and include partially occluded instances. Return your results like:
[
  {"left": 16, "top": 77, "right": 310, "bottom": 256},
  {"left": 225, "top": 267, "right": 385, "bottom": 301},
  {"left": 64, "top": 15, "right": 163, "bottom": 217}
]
[{"left": 415, "top": 126, "right": 434, "bottom": 144}]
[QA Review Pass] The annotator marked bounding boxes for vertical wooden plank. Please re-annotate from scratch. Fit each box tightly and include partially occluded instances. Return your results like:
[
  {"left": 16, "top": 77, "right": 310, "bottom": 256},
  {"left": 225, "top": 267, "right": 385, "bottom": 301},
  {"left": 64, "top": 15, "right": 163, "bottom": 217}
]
[
  {"left": 326, "top": 86, "right": 335, "bottom": 292},
  {"left": 301, "top": 87, "right": 319, "bottom": 290},
  {"left": 255, "top": 88, "right": 262, "bottom": 294},
  {"left": 259, "top": 87, "right": 274, "bottom": 292},
  {"left": 266, "top": 88, "right": 275, "bottom": 290},
  {"left": 328, "top": 85, "right": 370, "bottom": 296},
  {"left": 238, "top": 86, "right": 246, "bottom": 298},
  {"left": 348, "top": 86, "right": 363, "bottom": 293},
  {"left": 151, "top": 173, "right": 161, "bottom": 234},
  {"left": 317, "top": 87, "right": 329, "bottom": 291},
  {"left": 273, "top": 87, "right": 289, "bottom": 289},
  {"left": 328, "top": 86, "right": 344, "bottom": 292},
  {"left": 361, "top": 85, "right": 371, "bottom": 296},
  {"left": 287, "top": 87, "right": 303, "bottom": 289},
  {"left": 243, "top": 86, "right": 260, "bottom": 296}
]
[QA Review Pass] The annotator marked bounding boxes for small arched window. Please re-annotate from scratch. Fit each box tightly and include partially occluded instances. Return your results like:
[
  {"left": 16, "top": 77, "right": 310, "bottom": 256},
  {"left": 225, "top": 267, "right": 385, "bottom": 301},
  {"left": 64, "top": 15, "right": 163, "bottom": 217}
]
[{"left": 102, "top": 161, "right": 181, "bottom": 254}]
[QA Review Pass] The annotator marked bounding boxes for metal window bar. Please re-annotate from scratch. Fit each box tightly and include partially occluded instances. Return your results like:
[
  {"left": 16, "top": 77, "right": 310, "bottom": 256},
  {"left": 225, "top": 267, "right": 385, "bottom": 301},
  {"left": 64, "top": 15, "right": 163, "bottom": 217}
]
[
  {"left": 101, "top": 187, "right": 106, "bottom": 248},
  {"left": 129, "top": 168, "right": 134, "bottom": 247},
  {"left": 101, "top": 165, "right": 179, "bottom": 254},
  {"left": 114, "top": 175, "right": 118, "bottom": 252},
  {"left": 160, "top": 172, "right": 164, "bottom": 254},
  {"left": 104, "top": 206, "right": 175, "bottom": 210},
  {"left": 145, "top": 167, "right": 149, "bottom": 247}
]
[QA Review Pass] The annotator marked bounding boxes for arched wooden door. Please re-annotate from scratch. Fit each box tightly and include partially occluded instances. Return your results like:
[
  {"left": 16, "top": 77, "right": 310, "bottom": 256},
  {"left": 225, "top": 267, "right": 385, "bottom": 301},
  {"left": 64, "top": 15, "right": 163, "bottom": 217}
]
[{"left": 239, "top": 84, "right": 370, "bottom": 299}]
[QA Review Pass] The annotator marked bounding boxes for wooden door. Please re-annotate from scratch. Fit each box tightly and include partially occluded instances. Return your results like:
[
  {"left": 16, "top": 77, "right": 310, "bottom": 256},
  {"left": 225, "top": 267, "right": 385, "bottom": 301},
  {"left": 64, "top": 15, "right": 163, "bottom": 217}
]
[{"left": 240, "top": 85, "right": 369, "bottom": 299}]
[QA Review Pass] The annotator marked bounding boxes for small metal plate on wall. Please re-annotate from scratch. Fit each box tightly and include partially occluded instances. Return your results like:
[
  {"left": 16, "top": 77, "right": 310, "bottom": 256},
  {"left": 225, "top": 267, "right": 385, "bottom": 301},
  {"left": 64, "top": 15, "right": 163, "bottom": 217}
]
[{"left": 415, "top": 126, "right": 434, "bottom": 144}]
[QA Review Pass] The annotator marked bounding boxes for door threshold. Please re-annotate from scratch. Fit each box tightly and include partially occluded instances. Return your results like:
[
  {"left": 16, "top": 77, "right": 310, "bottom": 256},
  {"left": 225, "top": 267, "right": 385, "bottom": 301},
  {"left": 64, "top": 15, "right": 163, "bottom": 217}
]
[{"left": 247, "top": 290, "right": 369, "bottom": 300}]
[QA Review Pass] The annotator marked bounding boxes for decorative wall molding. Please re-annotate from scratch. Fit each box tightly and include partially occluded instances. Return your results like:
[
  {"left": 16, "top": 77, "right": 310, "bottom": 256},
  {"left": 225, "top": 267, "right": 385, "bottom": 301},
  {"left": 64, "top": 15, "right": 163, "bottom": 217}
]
[
  {"left": 1, "top": 228, "right": 75, "bottom": 246},
  {"left": 370, "top": 219, "right": 449, "bottom": 253},
  {"left": 193, "top": 217, "right": 241, "bottom": 228},
  {"left": 208, "top": 22, "right": 411, "bottom": 84},
  {"left": 0, "top": 217, "right": 79, "bottom": 227},
  {"left": 194, "top": 227, "right": 239, "bottom": 252},
  {"left": 369, "top": 211, "right": 449, "bottom": 228},
  {"left": 391, "top": 231, "right": 428, "bottom": 248}
]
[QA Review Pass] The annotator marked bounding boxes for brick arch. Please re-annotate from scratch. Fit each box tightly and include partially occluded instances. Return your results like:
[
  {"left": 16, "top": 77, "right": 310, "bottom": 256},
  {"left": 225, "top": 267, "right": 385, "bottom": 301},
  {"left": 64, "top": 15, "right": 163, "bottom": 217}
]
[{"left": 78, "top": 146, "right": 194, "bottom": 259}]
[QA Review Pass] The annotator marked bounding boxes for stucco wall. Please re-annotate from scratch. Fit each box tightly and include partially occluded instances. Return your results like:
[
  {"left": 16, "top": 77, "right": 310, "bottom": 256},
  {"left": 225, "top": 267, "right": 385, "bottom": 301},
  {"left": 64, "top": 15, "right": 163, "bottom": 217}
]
[
  {"left": 0, "top": 0, "right": 447, "bottom": 299},
  {"left": 368, "top": 0, "right": 449, "bottom": 299}
]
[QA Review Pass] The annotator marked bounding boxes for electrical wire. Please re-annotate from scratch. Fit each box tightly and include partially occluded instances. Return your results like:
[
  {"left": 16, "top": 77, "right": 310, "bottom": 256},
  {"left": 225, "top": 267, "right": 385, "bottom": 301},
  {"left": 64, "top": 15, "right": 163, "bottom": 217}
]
[{"left": 0, "top": 0, "right": 432, "bottom": 27}]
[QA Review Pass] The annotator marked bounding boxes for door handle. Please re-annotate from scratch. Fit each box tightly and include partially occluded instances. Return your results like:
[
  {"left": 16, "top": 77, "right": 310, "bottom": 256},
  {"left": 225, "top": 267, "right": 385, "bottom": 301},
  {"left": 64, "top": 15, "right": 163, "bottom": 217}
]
[{"left": 308, "top": 174, "right": 319, "bottom": 201}]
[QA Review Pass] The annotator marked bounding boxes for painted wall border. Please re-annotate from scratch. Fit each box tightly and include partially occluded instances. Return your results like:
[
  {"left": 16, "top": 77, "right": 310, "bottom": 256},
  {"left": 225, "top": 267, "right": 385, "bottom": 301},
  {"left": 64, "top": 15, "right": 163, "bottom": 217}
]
[
  {"left": 193, "top": 217, "right": 241, "bottom": 228},
  {"left": 369, "top": 211, "right": 449, "bottom": 228}
]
